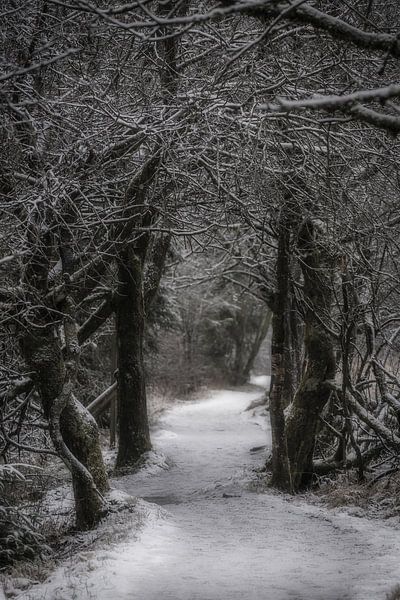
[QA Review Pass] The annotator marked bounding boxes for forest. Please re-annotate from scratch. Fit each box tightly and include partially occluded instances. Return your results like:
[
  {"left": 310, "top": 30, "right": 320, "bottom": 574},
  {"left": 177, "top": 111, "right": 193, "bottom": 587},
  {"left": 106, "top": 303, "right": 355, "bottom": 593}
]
[{"left": 1, "top": 1, "right": 400, "bottom": 598}]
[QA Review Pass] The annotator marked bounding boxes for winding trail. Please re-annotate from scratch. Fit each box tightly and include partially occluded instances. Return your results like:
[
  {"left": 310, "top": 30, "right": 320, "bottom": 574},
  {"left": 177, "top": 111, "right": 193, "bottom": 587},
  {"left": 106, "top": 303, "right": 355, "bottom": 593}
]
[{"left": 24, "top": 383, "right": 400, "bottom": 599}]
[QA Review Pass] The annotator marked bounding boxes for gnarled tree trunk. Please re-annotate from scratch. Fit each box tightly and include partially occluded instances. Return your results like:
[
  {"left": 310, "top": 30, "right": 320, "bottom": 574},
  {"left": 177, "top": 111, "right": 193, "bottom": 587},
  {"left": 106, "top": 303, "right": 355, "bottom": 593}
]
[
  {"left": 61, "top": 395, "right": 109, "bottom": 528},
  {"left": 284, "top": 219, "right": 336, "bottom": 491},
  {"left": 20, "top": 206, "right": 109, "bottom": 530},
  {"left": 21, "top": 325, "right": 109, "bottom": 529}
]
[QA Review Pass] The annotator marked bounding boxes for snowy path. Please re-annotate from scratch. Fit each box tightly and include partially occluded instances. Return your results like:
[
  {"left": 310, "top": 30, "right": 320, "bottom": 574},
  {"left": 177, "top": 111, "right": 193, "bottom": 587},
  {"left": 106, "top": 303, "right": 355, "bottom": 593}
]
[{"left": 23, "top": 383, "right": 400, "bottom": 600}]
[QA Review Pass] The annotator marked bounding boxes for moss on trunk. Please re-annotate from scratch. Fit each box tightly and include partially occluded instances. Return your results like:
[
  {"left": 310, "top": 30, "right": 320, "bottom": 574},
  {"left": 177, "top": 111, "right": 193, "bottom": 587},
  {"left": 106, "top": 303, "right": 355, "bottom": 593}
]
[
  {"left": 61, "top": 396, "right": 109, "bottom": 529},
  {"left": 22, "top": 327, "right": 109, "bottom": 530},
  {"left": 284, "top": 220, "right": 336, "bottom": 491}
]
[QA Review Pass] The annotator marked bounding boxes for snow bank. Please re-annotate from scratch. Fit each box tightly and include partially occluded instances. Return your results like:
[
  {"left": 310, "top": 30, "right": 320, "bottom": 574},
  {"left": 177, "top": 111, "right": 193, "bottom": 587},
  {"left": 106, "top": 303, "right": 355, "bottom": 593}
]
[{"left": 13, "top": 498, "right": 163, "bottom": 600}]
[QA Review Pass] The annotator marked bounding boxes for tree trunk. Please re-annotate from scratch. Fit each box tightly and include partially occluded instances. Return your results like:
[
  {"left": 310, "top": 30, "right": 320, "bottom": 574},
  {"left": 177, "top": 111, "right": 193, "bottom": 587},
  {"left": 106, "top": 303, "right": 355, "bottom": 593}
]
[
  {"left": 115, "top": 246, "right": 151, "bottom": 470},
  {"left": 61, "top": 395, "right": 109, "bottom": 529},
  {"left": 269, "top": 213, "right": 292, "bottom": 489},
  {"left": 20, "top": 210, "right": 109, "bottom": 530},
  {"left": 21, "top": 326, "right": 109, "bottom": 529},
  {"left": 109, "top": 323, "right": 118, "bottom": 448},
  {"left": 284, "top": 219, "right": 336, "bottom": 491}
]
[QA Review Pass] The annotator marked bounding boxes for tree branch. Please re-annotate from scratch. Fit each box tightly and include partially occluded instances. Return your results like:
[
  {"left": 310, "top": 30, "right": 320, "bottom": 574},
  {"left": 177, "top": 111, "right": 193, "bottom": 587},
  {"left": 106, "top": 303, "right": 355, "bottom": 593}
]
[{"left": 220, "top": 1, "right": 400, "bottom": 57}]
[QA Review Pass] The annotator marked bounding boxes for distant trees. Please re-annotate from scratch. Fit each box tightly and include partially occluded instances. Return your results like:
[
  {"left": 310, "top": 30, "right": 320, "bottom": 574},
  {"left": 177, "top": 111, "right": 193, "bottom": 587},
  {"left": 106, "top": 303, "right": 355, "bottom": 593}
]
[
  {"left": 147, "top": 249, "right": 271, "bottom": 394},
  {"left": 198, "top": 284, "right": 271, "bottom": 386}
]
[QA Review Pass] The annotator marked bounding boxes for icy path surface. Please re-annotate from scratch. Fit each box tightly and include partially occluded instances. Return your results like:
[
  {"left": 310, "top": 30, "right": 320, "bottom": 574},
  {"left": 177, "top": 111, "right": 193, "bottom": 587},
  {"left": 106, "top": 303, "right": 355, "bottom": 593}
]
[{"left": 25, "top": 383, "right": 400, "bottom": 600}]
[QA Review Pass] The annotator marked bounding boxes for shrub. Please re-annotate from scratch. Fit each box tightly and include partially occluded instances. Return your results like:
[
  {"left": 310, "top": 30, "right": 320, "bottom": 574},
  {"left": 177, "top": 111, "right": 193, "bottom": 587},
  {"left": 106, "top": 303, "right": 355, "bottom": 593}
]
[{"left": 0, "top": 465, "right": 47, "bottom": 566}]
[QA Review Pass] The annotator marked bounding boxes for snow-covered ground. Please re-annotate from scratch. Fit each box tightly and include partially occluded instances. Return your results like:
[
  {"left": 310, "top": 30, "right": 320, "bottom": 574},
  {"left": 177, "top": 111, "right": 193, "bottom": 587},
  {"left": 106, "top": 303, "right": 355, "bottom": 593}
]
[{"left": 18, "top": 383, "right": 400, "bottom": 600}]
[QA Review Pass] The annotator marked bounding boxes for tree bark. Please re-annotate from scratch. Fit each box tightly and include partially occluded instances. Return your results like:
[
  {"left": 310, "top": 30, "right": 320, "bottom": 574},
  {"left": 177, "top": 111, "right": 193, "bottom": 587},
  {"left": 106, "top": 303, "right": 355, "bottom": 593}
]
[
  {"left": 115, "top": 245, "right": 151, "bottom": 470},
  {"left": 61, "top": 394, "right": 109, "bottom": 528},
  {"left": 144, "top": 233, "right": 171, "bottom": 312},
  {"left": 269, "top": 212, "right": 292, "bottom": 489},
  {"left": 284, "top": 219, "right": 336, "bottom": 491},
  {"left": 20, "top": 205, "right": 109, "bottom": 530},
  {"left": 21, "top": 325, "right": 109, "bottom": 529}
]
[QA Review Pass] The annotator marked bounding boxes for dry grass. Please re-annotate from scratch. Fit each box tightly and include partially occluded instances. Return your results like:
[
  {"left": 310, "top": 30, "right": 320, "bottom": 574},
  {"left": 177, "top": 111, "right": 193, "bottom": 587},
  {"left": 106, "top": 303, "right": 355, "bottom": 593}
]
[{"left": 313, "top": 470, "right": 400, "bottom": 520}]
